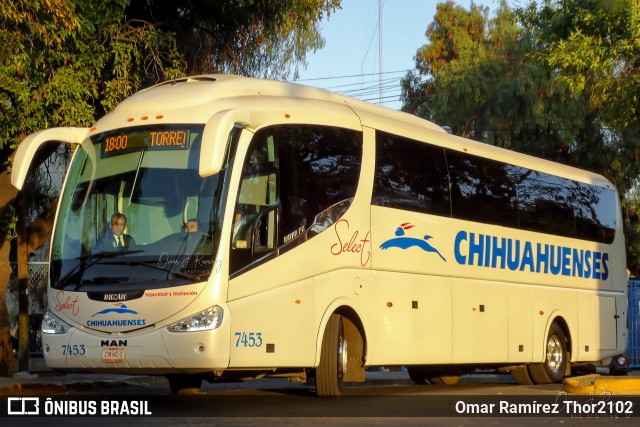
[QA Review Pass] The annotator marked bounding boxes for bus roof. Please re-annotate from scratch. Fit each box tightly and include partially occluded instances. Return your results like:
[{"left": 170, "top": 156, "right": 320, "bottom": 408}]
[
  {"left": 99, "top": 74, "right": 613, "bottom": 190},
  {"left": 109, "top": 74, "right": 445, "bottom": 132}
]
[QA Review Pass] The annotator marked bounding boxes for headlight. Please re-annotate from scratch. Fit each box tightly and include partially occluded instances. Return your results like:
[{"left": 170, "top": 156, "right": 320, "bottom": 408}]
[
  {"left": 41, "top": 310, "right": 70, "bottom": 334},
  {"left": 166, "top": 305, "right": 223, "bottom": 332}
]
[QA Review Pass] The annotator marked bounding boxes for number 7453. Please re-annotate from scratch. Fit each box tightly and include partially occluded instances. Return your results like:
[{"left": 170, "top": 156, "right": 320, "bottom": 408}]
[
  {"left": 234, "top": 331, "right": 263, "bottom": 347},
  {"left": 61, "top": 344, "right": 86, "bottom": 356}
]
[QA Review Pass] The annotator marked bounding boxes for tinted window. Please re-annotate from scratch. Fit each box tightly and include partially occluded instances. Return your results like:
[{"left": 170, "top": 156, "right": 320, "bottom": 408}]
[
  {"left": 230, "top": 125, "right": 362, "bottom": 275},
  {"left": 371, "top": 132, "right": 616, "bottom": 244},
  {"left": 517, "top": 170, "right": 575, "bottom": 236},
  {"left": 447, "top": 149, "right": 519, "bottom": 227},
  {"left": 517, "top": 169, "right": 616, "bottom": 243},
  {"left": 572, "top": 182, "right": 616, "bottom": 243},
  {"left": 373, "top": 131, "right": 450, "bottom": 216},
  {"left": 277, "top": 126, "right": 362, "bottom": 243}
]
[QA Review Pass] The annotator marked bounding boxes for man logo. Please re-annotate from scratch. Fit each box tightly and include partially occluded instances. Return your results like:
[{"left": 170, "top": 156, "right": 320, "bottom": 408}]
[
  {"left": 8, "top": 397, "right": 39, "bottom": 415},
  {"left": 101, "top": 339, "right": 128, "bottom": 347}
]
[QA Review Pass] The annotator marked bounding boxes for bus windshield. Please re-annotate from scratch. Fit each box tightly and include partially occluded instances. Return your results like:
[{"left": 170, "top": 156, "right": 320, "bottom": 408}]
[{"left": 50, "top": 124, "right": 223, "bottom": 291}]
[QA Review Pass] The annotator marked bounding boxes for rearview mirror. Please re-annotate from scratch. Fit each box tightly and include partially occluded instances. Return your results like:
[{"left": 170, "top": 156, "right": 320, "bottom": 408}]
[
  {"left": 11, "top": 127, "right": 89, "bottom": 190},
  {"left": 200, "top": 109, "right": 251, "bottom": 177}
]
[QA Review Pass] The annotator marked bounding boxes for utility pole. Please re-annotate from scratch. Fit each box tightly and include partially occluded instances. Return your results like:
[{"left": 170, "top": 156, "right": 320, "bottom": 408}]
[
  {"left": 16, "top": 190, "right": 29, "bottom": 372},
  {"left": 378, "top": 0, "right": 383, "bottom": 105}
]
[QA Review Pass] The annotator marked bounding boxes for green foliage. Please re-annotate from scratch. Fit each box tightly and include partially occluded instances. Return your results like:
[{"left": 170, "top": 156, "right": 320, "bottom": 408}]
[
  {"left": 517, "top": 0, "right": 640, "bottom": 272},
  {"left": 0, "top": 0, "right": 186, "bottom": 157},
  {"left": 403, "top": 0, "right": 579, "bottom": 161},
  {"left": 0, "top": 0, "right": 339, "bottom": 156},
  {"left": 403, "top": 0, "right": 640, "bottom": 275},
  {"left": 519, "top": 0, "right": 640, "bottom": 127},
  {"left": 0, "top": 205, "right": 16, "bottom": 242},
  {"left": 127, "top": 0, "right": 340, "bottom": 79},
  {"left": 0, "top": 0, "right": 337, "bottom": 374},
  {"left": 0, "top": 0, "right": 340, "bottom": 243}
]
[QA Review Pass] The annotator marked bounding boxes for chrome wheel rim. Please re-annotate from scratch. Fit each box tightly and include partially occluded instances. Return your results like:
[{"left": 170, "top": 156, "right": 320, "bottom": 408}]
[
  {"left": 338, "top": 334, "right": 348, "bottom": 379},
  {"left": 546, "top": 334, "right": 563, "bottom": 374}
]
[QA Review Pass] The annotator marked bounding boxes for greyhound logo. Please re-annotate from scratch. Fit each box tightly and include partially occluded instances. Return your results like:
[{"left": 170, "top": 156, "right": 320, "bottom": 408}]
[
  {"left": 379, "top": 223, "right": 446, "bottom": 261},
  {"left": 91, "top": 303, "right": 139, "bottom": 317}
]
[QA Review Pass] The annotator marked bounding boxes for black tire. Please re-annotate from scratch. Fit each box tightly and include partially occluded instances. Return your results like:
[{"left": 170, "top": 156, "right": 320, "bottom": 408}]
[
  {"left": 166, "top": 374, "right": 203, "bottom": 394},
  {"left": 528, "top": 322, "right": 568, "bottom": 384},
  {"left": 510, "top": 365, "right": 535, "bottom": 385},
  {"left": 407, "top": 366, "right": 430, "bottom": 385},
  {"left": 316, "top": 313, "right": 347, "bottom": 398}
]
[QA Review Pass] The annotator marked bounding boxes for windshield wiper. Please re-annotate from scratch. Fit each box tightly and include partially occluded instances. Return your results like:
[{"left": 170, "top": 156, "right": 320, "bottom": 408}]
[
  {"left": 110, "top": 259, "right": 202, "bottom": 282},
  {"left": 56, "top": 249, "right": 145, "bottom": 290}
]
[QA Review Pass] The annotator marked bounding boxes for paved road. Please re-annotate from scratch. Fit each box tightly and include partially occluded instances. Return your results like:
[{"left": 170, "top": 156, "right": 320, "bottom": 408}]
[
  {"left": 102, "top": 371, "right": 567, "bottom": 396},
  {"left": 2, "top": 371, "right": 638, "bottom": 426}
]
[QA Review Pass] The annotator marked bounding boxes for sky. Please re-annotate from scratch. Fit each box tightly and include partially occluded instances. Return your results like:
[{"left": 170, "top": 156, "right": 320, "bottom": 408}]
[{"left": 294, "top": 0, "right": 507, "bottom": 111}]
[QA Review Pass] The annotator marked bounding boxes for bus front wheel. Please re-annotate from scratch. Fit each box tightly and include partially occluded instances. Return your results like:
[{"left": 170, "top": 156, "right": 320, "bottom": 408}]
[
  {"left": 316, "top": 313, "right": 347, "bottom": 398},
  {"left": 528, "top": 322, "right": 568, "bottom": 384}
]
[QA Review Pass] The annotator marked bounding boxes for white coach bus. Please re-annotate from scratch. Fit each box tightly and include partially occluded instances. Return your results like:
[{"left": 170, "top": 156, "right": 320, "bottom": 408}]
[{"left": 11, "top": 75, "right": 627, "bottom": 396}]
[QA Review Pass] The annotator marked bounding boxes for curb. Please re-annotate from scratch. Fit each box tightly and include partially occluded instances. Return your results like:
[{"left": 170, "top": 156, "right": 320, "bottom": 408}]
[{"left": 564, "top": 374, "right": 640, "bottom": 394}]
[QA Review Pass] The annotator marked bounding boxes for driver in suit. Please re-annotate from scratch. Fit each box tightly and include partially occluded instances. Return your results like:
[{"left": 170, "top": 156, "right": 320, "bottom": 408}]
[{"left": 99, "top": 213, "right": 136, "bottom": 251}]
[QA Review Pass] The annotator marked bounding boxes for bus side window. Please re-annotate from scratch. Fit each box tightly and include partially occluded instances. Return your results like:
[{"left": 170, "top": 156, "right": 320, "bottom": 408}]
[
  {"left": 231, "top": 136, "right": 278, "bottom": 274},
  {"left": 277, "top": 126, "right": 361, "bottom": 246},
  {"left": 372, "top": 131, "right": 450, "bottom": 216},
  {"left": 230, "top": 125, "right": 362, "bottom": 276}
]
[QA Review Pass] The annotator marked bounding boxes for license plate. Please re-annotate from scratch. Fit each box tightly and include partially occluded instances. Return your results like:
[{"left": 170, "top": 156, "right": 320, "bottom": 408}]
[{"left": 102, "top": 347, "right": 125, "bottom": 363}]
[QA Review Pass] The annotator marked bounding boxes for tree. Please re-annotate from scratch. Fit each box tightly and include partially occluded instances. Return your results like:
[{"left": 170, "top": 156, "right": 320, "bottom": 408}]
[
  {"left": 0, "top": 0, "right": 184, "bottom": 377},
  {"left": 402, "top": 1, "right": 582, "bottom": 161},
  {"left": 127, "top": 0, "right": 340, "bottom": 79},
  {"left": 517, "top": 0, "right": 640, "bottom": 273},
  {"left": 0, "top": 0, "right": 339, "bottom": 376},
  {"left": 402, "top": 0, "right": 640, "bottom": 275}
]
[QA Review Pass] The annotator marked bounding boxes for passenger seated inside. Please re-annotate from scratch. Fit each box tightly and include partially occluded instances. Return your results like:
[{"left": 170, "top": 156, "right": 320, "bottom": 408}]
[{"left": 184, "top": 219, "right": 199, "bottom": 233}]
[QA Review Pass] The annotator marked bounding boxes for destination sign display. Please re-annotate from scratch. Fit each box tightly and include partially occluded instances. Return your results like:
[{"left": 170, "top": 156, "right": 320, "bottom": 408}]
[{"left": 99, "top": 128, "right": 191, "bottom": 158}]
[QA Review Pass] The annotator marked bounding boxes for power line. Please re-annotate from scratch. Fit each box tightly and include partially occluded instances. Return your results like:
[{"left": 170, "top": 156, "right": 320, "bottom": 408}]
[
  {"left": 336, "top": 77, "right": 402, "bottom": 93},
  {"left": 322, "top": 77, "right": 402, "bottom": 92},
  {"left": 342, "top": 84, "right": 402, "bottom": 98},
  {"left": 294, "top": 69, "right": 418, "bottom": 107}
]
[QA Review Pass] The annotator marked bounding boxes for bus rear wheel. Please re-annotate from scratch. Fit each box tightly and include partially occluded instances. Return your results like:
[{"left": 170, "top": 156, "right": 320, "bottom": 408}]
[
  {"left": 528, "top": 322, "right": 568, "bottom": 384},
  {"left": 316, "top": 313, "right": 347, "bottom": 398},
  {"left": 510, "top": 365, "right": 535, "bottom": 385},
  {"left": 166, "top": 374, "right": 203, "bottom": 394}
]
